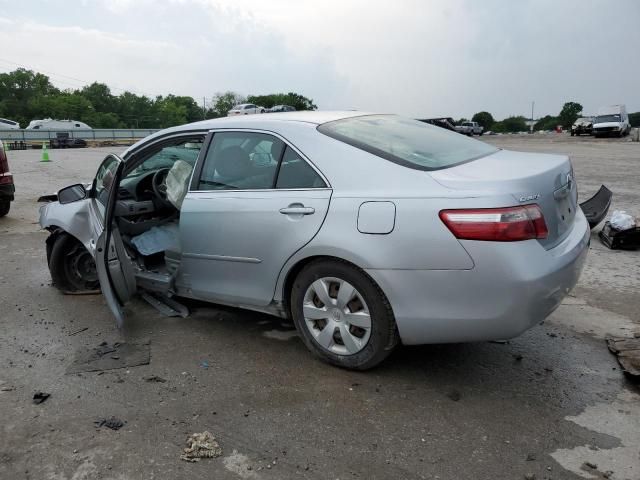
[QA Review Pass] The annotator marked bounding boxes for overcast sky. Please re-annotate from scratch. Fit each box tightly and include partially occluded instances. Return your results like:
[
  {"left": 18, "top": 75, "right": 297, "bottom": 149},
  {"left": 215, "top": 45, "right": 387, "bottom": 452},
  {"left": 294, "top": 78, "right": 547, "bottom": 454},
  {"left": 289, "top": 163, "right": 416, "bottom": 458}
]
[{"left": 0, "top": 0, "right": 638, "bottom": 119}]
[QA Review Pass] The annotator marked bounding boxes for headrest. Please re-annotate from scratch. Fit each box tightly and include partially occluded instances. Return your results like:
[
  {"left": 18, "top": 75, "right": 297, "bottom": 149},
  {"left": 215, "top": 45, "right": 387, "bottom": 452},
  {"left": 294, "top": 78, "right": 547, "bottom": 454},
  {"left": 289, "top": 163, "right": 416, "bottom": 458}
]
[{"left": 216, "top": 146, "right": 250, "bottom": 178}]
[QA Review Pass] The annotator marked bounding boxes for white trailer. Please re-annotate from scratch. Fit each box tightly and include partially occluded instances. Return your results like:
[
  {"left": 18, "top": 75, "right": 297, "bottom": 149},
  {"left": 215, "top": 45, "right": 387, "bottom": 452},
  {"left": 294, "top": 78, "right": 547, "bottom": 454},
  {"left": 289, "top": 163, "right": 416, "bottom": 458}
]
[{"left": 26, "top": 119, "right": 92, "bottom": 130}]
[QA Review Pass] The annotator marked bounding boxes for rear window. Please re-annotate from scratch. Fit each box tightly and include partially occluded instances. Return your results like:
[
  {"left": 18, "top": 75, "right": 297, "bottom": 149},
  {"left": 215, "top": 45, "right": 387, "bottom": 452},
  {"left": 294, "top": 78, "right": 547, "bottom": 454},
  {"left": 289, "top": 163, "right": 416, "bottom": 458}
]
[{"left": 318, "top": 115, "right": 498, "bottom": 170}]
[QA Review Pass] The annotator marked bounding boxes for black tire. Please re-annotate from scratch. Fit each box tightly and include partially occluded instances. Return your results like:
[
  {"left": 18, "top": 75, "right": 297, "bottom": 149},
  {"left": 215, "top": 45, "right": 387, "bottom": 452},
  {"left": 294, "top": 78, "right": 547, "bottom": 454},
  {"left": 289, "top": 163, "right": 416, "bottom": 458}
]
[
  {"left": 290, "top": 259, "right": 399, "bottom": 370},
  {"left": 0, "top": 200, "right": 9, "bottom": 217},
  {"left": 48, "top": 232, "right": 99, "bottom": 292}
]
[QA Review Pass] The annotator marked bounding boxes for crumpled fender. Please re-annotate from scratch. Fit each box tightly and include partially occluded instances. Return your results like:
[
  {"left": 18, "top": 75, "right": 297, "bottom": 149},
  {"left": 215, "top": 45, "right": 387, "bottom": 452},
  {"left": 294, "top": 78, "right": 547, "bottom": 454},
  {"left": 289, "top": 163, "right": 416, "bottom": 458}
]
[{"left": 39, "top": 199, "right": 98, "bottom": 257}]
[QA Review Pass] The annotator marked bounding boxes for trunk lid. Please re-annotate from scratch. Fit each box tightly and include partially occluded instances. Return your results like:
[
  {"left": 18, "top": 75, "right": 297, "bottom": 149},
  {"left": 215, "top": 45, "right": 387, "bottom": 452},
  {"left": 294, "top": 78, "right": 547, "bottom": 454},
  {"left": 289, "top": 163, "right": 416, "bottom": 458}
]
[{"left": 430, "top": 149, "right": 577, "bottom": 249}]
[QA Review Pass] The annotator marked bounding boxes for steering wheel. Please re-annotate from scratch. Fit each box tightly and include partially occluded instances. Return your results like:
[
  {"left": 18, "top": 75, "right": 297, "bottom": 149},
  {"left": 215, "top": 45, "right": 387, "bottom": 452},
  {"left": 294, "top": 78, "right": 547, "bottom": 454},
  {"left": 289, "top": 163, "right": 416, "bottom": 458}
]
[{"left": 151, "top": 168, "right": 173, "bottom": 207}]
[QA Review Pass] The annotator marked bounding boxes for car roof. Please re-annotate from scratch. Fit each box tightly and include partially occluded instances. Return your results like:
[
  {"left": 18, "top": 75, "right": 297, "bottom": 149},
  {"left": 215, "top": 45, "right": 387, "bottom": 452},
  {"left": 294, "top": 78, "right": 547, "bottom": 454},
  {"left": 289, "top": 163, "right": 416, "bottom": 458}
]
[
  {"left": 198, "top": 110, "right": 373, "bottom": 126},
  {"left": 122, "top": 111, "right": 379, "bottom": 158}
]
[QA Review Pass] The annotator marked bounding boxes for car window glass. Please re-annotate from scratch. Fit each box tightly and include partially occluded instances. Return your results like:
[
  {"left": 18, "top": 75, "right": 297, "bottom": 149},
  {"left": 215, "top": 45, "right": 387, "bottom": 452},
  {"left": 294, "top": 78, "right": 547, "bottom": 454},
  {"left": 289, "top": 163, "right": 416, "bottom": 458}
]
[
  {"left": 126, "top": 139, "right": 203, "bottom": 179},
  {"left": 318, "top": 115, "right": 498, "bottom": 171},
  {"left": 198, "top": 132, "right": 284, "bottom": 190},
  {"left": 276, "top": 147, "right": 326, "bottom": 189},
  {"left": 94, "top": 156, "right": 120, "bottom": 215}
]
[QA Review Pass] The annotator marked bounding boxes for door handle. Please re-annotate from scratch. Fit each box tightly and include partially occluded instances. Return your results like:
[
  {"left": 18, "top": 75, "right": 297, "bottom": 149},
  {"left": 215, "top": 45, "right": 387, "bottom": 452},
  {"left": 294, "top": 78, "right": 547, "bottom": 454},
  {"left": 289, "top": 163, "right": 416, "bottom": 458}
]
[{"left": 279, "top": 206, "right": 315, "bottom": 215}]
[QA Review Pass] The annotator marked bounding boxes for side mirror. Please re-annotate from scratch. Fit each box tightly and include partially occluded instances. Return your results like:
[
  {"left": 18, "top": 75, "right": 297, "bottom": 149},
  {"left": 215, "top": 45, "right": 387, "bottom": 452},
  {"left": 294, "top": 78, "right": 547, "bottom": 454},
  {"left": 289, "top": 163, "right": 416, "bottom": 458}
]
[{"left": 58, "top": 184, "right": 87, "bottom": 204}]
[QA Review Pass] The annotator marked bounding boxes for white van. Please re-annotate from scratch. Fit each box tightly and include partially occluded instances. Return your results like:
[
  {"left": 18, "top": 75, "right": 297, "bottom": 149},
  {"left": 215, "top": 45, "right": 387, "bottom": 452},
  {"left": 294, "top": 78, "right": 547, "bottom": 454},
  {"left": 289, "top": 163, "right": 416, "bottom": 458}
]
[
  {"left": 0, "top": 118, "right": 20, "bottom": 129},
  {"left": 26, "top": 119, "right": 92, "bottom": 130},
  {"left": 593, "top": 105, "right": 631, "bottom": 137}
]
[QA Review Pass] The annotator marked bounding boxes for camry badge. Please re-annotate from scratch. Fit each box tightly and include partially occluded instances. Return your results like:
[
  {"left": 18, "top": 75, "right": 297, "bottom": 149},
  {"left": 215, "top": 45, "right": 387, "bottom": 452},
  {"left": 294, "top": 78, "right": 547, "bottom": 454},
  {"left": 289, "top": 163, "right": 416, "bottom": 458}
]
[{"left": 519, "top": 193, "right": 540, "bottom": 202}]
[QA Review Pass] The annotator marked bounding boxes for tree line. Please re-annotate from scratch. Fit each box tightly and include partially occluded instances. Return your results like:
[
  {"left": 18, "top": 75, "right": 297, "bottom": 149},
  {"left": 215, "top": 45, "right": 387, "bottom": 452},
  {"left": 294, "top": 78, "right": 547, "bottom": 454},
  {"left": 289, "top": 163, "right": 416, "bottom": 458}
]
[
  {"left": 467, "top": 102, "right": 640, "bottom": 133},
  {"left": 0, "top": 68, "right": 317, "bottom": 129},
  {"left": 1, "top": 68, "right": 638, "bottom": 131}
]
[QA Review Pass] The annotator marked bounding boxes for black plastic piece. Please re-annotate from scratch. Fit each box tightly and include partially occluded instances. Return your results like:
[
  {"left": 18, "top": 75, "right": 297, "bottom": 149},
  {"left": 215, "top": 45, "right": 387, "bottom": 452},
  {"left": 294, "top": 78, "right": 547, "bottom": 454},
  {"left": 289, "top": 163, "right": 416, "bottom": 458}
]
[
  {"left": 580, "top": 185, "right": 612, "bottom": 229},
  {"left": 599, "top": 221, "right": 640, "bottom": 250}
]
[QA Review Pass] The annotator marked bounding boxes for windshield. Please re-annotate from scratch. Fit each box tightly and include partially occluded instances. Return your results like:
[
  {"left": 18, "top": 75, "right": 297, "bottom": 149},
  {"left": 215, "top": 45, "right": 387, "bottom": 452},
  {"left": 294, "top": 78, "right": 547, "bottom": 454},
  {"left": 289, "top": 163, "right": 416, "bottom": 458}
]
[
  {"left": 595, "top": 114, "right": 621, "bottom": 123},
  {"left": 317, "top": 115, "right": 498, "bottom": 170}
]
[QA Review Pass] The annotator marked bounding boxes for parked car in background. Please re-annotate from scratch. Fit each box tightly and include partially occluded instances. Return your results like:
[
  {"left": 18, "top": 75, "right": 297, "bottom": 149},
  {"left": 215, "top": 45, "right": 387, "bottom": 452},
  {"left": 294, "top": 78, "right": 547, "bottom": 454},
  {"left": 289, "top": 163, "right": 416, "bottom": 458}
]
[
  {"left": 593, "top": 105, "right": 631, "bottom": 137},
  {"left": 49, "top": 133, "right": 87, "bottom": 149},
  {"left": 39, "top": 111, "right": 589, "bottom": 370},
  {"left": 571, "top": 117, "right": 594, "bottom": 136},
  {"left": 0, "top": 140, "right": 15, "bottom": 217},
  {"left": 227, "top": 104, "right": 265, "bottom": 116},
  {"left": 27, "top": 118, "right": 92, "bottom": 130},
  {"left": 455, "top": 121, "right": 483, "bottom": 136},
  {"left": 0, "top": 117, "right": 20, "bottom": 129},
  {"left": 269, "top": 105, "right": 296, "bottom": 113}
]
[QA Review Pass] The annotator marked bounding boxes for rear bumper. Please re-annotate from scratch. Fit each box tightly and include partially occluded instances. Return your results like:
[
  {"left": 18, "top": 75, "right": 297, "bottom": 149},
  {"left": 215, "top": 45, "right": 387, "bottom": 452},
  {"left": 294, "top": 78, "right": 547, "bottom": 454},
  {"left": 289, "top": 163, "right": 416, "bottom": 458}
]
[
  {"left": 0, "top": 182, "right": 15, "bottom": 201},
  {"left": 366, "top": 209, "right": 590, "bottom": 345}
]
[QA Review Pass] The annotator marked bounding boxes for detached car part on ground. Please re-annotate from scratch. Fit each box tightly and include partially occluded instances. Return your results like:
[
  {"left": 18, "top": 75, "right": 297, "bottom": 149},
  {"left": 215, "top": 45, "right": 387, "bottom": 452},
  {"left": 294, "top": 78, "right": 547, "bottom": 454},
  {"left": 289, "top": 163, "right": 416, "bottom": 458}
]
[
  {"left": 0, "top": 140, "right": 15, "bottom": 217},
  {"left": 39, "top": 112, "right": 596, "bottom": 370}
]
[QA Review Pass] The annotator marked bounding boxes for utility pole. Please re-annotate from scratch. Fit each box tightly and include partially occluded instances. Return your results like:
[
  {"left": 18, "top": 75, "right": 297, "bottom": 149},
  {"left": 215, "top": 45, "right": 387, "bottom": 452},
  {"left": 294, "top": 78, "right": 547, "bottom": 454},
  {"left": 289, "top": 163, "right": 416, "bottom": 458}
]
[
  {"left": 202, "top": 97, "right": 206, "bottom": 120},
  {"left": 531, "top": 101, "right": 535, "bottom": 122},
  {"left": 530, "top": 101, "right": 535, "bottom": 133}
]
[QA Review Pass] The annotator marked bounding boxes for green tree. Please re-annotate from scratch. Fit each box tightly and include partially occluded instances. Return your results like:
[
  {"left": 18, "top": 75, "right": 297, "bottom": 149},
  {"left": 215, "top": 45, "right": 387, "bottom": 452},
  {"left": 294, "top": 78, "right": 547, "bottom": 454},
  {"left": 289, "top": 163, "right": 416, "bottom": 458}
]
[
  {"left": 471, "top": 111, "right": 494, "bottom": 131},
  {"left": 246, "top": 92, "right": 317, "bottom": 111},
  {"left": 79, "top": 82, "right": 116, "bottom": 113},
  {"left": 533, "top": 115, "right": 560, "bottom": 131},
  {"left": 558, "top": 102, "right": 583, "bottom": 128},
  {"left": 492, "top": 116, "right": 528, "bottom": 133},
  {"left": 629, "top": 112, "right": 640, "bottom": 127}
]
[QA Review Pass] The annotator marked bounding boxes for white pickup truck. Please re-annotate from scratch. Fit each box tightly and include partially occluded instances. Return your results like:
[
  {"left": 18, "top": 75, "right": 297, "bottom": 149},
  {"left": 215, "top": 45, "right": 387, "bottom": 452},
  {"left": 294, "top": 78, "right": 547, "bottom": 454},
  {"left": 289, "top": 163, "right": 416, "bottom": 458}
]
[{"left": 455, "top": 121, "right": 484, "bottom": 136}]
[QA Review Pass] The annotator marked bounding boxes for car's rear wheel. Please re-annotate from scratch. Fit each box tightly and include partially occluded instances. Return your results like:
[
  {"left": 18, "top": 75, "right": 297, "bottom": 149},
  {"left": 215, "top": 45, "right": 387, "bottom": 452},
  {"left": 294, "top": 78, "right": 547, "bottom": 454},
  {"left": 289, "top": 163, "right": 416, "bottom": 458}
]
[
  {"left": 0, "top": 200, "right": 10, "bottom": 217},
  {"left": 49, "top": 232, "right": 99, "bottom": 292},
  {"left": 290, "top": 259, "right": 399, "bottom": 370}
]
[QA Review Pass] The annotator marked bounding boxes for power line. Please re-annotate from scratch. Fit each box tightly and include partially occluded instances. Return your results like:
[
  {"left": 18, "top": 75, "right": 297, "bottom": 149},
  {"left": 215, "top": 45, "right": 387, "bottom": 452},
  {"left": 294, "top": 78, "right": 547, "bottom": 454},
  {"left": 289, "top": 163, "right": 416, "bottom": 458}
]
[{"left": 0, "top": 57, "right": 157, "bottom": 97}]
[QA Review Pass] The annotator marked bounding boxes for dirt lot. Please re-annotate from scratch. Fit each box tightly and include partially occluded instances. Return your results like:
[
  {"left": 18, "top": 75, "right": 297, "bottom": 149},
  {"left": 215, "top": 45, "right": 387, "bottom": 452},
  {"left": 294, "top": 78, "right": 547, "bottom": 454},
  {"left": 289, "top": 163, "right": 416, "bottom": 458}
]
[{"left": 1, "top": 134, "right": 639, "bottom": 480}]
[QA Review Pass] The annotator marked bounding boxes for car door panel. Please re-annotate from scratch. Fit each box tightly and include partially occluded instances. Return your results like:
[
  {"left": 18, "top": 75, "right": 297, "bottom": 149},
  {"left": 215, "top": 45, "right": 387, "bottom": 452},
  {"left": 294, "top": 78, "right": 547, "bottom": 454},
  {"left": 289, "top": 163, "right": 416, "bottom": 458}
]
[
  {"left": 93, "top": 154, "right": 137, "bottom": 327},
  {"left": 179, "top": 189, "right": 331, "bottom": 306}
]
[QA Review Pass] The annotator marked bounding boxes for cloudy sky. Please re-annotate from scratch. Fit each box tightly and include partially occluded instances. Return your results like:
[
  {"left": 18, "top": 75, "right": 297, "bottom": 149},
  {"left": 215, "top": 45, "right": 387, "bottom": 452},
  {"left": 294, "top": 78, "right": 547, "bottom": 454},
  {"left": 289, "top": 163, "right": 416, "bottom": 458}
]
[{"left": 0, "top": 0, "right": 638, "bottom": 119}]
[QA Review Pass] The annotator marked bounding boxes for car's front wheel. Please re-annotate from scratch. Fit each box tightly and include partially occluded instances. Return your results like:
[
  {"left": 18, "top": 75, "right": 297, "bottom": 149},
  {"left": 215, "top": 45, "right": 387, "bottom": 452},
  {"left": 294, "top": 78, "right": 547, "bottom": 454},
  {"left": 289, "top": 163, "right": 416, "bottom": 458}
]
[
  {"left": 0, "top": 200, "right": 10, "bottom": 217},
  {"left": 48, "top": 232, "right": 99, "bottom": 292},
  {"left": 290, "top": 259, "right": 399, "bottom": 370}
]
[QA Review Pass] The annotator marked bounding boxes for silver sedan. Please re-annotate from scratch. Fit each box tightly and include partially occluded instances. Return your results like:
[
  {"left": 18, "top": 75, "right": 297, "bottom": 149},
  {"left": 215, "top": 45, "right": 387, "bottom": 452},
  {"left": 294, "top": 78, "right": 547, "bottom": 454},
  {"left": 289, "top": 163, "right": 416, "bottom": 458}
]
[{"left": 39, "top": 112, "right": 589, "bottom": 369}]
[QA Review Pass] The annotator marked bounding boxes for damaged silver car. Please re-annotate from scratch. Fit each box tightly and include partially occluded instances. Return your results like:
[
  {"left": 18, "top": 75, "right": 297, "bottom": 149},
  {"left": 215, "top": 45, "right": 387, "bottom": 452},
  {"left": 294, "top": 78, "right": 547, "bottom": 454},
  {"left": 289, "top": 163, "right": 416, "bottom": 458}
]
[{"left": 40, "top": 111, "right": 591, "bottom": 370}]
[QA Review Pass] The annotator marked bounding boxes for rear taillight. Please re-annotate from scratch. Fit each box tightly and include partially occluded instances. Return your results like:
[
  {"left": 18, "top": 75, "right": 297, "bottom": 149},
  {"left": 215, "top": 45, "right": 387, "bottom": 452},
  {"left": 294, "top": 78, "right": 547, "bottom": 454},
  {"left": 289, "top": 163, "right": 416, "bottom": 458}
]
[
  {"left": 439, "top": 205, "right": 548, "bottom": 242},
  {"left": 0, "top": 174, "right": 13, "bottom": 185}
]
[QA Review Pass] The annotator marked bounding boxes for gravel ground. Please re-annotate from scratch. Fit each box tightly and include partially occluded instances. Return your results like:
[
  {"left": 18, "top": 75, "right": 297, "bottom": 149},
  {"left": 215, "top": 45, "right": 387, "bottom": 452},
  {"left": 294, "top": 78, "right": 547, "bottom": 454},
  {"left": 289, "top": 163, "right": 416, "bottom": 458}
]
[{"left": 1, "top": 135, "right": 639, "bottom": 480}]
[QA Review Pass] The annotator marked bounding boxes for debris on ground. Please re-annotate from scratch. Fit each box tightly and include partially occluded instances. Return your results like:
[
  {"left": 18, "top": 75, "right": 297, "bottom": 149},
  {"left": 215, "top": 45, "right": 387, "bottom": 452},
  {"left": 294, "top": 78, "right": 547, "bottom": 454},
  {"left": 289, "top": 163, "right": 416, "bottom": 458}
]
[
  {"left": 141, "top": 291, "right": 189, "bottom": 318},
  {"left": 32, "top": 391, "right": 50, "bottom": 404},
  {"left": 446, "top": 390, "right": 461, "bottom": 401},
  {"left": 180, "top": 431, "right": 222, "bottom": 462},
  {"left": 67, "top": 327, "right": 89, "bottom": 336},
  {"left": 599, "top": 214, "right": 640, "bottom": 250},
  {"left": 67, "top": 341, "right": 150, "bottom": 374},
  {"left": 606, "top": 336, "right": 640, "bottom": 377},
  {"left": 63, "top": 289, "right": 101, "bottom": 296},
  {"left": 144, "top": 375, "right": 167, "bottom": 383},
  {"left": 95, "top": 416, "right": 126, "bottom": 430}
]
